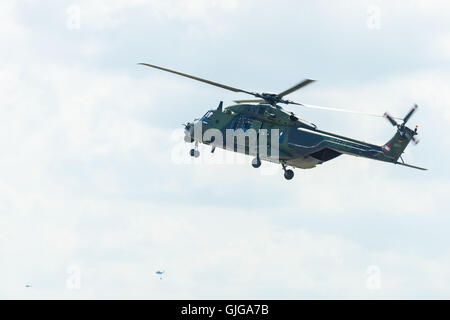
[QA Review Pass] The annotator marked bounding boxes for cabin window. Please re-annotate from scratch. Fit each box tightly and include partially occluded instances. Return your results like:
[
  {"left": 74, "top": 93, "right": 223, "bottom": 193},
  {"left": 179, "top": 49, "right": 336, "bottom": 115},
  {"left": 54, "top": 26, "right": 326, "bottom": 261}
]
[
  {"left": 279, "top": 130, "right": 285, "bottom": 143},
  {"left": 258, "top": 106, "right": 266, "bottom": 115},
  {"left": 230, "top": 115, "right": 253, "bottom": 131},
  {"left": 243, "top": 119, "right": 251, "bottom": 131}
]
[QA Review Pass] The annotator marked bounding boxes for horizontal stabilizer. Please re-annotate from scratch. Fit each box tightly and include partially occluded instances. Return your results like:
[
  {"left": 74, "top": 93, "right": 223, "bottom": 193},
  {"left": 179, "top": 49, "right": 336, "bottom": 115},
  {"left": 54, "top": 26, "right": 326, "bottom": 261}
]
[{"left": 395, "top": 162, "right": 428, "bottom": 171}]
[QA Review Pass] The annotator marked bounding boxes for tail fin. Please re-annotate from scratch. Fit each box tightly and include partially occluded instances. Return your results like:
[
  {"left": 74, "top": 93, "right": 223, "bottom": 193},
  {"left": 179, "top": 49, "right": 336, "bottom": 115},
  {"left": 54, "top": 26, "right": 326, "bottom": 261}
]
[
  {"left": 382, "top": 105, "right": 419, "bottom": 162},
  {"left": 382, "top": 127, "right": 416, "bottom": 161}
]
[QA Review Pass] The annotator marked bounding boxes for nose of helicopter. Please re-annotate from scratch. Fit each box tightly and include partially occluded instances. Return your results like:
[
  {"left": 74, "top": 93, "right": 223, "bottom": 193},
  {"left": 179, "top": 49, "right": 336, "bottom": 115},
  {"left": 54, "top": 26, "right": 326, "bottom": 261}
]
[
  {"left": 184, "top": 121, "right": 193, "bottom": 133},
  {"left": 184, "top": 121, "right": 195, "bottom": 142}
]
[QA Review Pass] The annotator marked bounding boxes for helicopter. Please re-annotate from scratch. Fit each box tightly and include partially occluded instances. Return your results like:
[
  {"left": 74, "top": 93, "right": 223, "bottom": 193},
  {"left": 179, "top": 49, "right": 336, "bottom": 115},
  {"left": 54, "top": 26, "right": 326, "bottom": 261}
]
[
  {"left": 155, "top": 270, "right": 165, "bottom": 280},
  {"left": 139, "top": 63, "right": 427, "bottom": 180}
]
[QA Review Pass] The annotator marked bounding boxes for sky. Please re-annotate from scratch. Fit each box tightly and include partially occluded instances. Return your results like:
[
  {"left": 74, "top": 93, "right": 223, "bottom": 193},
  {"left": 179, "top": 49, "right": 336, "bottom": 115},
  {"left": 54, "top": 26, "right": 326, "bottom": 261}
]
[{"left": 0, "top": 0, "right": 449, "bottom": 299}]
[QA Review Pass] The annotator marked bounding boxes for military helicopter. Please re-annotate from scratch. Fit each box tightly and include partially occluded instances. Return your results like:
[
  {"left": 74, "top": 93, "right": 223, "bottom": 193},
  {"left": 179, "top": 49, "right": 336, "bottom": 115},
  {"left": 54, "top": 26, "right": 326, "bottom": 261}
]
[{"left": 140, "top": 63, "right": 426, "bottom": 180}]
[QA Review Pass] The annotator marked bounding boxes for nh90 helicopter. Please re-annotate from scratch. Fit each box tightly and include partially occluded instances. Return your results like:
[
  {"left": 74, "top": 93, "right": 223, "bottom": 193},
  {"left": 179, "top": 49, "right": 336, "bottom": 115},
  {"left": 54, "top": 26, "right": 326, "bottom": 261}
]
[{"left": 140, "top": 63, "right": 426, "bottom": 180}]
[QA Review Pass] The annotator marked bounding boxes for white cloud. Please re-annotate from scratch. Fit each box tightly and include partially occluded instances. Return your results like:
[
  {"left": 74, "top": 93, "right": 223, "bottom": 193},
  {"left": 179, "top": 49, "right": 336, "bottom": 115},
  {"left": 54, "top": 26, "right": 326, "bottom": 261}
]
[
  {"left": 430, "top": 33, "right": 450, "bottom": 61},
  {"left": 1, "top": 0, "right": 450, "bottom": 299}
]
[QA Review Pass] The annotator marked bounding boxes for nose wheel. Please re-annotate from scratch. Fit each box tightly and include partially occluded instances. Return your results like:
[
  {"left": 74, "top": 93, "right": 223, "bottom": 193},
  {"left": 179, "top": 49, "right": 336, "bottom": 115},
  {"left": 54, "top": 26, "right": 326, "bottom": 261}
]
[
  {"left": 190, "top": 149, "right": 200, "bottom": 157},
  {"left": 190, "top": 141, "right": 200, "bottom": 158},
  {"left": 282, "top": 163, "right": 294, "bottom": 180}
]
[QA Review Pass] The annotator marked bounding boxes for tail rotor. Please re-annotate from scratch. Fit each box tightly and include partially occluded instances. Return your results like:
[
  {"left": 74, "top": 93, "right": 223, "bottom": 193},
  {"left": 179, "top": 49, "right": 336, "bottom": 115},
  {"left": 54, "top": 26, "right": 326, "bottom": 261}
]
[
  {"left": 384, "top": 104, "right": 420, "bottom": 145},
  {"left": 383, "top": 111, "right": 399, "bottom": 127},
  {"left": 403, "top": 104, "right": 418, "bottom": 125}
]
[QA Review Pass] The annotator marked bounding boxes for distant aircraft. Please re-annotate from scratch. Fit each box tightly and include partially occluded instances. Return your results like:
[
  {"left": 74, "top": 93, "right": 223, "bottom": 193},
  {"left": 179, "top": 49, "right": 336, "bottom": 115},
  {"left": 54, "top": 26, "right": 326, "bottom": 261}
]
[
  {"left": 25, "top": 284, "right": 32, "bottom": 288},
  {"left": 156, "top": 270, "right": 165, "bottom": 280}
]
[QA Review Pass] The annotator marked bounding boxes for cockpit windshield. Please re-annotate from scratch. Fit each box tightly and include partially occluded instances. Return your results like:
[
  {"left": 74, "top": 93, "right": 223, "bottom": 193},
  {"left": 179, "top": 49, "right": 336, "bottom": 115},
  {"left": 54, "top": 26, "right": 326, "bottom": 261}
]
[{"left": 201, "top": 111, "right": 214, "bottom": 121}]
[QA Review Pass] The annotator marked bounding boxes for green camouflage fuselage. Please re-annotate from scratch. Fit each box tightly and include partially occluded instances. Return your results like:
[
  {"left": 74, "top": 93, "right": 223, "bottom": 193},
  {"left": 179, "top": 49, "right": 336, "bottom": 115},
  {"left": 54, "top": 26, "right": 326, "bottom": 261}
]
[{"left": 185, "top": 103, "right": 415, "bottom": 169}]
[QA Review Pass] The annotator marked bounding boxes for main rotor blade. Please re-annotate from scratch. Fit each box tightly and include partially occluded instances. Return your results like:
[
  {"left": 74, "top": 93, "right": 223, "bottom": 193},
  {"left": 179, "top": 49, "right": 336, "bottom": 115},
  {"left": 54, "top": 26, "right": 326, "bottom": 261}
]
[
  {"left": 139, "top": 63, "right": 257, "bottom": 97},
  {"left": 277, "top": 79, "right": 316, "bottom": 98},
  {"left": 233, "top": 99, "right": 265, "bottom": 104},
  {"left": 296, "top": 103, "right": 402, "bottom": 119}
]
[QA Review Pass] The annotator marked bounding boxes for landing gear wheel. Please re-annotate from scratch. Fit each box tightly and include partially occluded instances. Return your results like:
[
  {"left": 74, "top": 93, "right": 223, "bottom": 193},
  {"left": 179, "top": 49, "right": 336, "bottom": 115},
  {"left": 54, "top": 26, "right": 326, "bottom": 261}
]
[
  {"left": 190, "top": 149, "right": 200, "bottom": 158},
  {"left": 252, "top": 157, "right": 261, "bottom": 168},
  {"left": 284, "top": 169, "right": 294, "bottom": 180}
]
